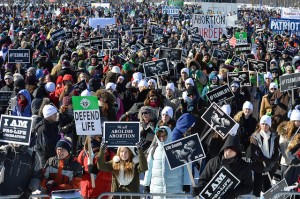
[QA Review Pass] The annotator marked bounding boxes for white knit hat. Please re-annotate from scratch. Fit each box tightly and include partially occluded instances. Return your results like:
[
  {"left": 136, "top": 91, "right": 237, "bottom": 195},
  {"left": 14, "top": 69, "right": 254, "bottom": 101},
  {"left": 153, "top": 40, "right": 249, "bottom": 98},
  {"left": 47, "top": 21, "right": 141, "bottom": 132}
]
[
  {"left": 221, "top": 104, "right": 231, "bottom": 115},
  {"left": 106, "top": 82, "right": 116, "bottom": 91},
  {"left": 166, "top": 83, "right": 175, "bottom": 92},
  {"left": 243, "top": 101, "right": 253, "bottom": 111},
  {"left": 181, "top": 68, "right": 189, "bottom": 75},
  {"left": 161, "top": 106, "right": 173, "bottom": 118},
  {"left": 269, "top": 82, "right": 278, "bottom": 89},
  {"left": 133, "top": 72, "right": 143, "bottom": 80},
  {"left": 148, "top": 79, "right": 157, "bottom": 87},
  {"left": 264, "top": 72, "right": 273, "bottom": 80},
  {"left": 43, "top": 104, "right": 58, "bottom": 118},
  {"left": 290, "top": 110, "right": 300, "bottom": 121},
  {"left": 81, "top": 90, "right": 91, "bottom": 96},
  {"left": 260, "top": 115, "right": 272, "bottom": 127},
  {"left": 230, "top": 82, "right": 240, "bottom": 88},
  {"left": 185, "top": 78, "right": 194, "bottom": 86},
  {"left": 138, "top": 79, "right": 148, "bottom": 87},
  {"left": 44, "top": 82, "right": 55, "bottom": 93},
  {"left": 111, "top": 66, "right": 120, "bottom": 74}
]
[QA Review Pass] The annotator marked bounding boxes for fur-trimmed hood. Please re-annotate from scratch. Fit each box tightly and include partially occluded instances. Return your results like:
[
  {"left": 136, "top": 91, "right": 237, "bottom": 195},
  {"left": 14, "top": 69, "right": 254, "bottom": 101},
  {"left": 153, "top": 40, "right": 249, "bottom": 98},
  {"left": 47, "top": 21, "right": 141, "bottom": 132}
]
[
  {"left": 277, "top": 121, "right": 288, "bottom": 136},
  {"left": 287, "top": 133, "right": 300, "bottom": 153}
]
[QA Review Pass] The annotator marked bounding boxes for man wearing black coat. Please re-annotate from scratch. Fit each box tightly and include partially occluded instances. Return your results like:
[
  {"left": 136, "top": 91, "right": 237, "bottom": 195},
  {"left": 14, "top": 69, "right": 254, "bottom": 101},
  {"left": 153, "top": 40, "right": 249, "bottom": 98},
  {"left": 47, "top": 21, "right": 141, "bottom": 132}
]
[{"left": 192, "top": 135, "right": 253, "bottom": 199}]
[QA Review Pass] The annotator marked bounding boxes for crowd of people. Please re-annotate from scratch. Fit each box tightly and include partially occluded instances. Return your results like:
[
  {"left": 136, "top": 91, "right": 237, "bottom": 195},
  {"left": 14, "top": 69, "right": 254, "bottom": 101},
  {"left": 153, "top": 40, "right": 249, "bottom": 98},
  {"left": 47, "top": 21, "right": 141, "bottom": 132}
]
[{"left": 0, "top": 1, "right": 299, "bottom": 199}]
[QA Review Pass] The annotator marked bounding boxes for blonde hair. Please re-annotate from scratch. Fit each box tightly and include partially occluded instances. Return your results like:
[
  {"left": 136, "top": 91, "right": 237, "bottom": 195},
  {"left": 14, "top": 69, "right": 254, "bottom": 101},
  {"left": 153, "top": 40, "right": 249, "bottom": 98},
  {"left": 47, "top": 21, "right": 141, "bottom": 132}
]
[{"left": 112, "top": 147, "right": 134, "bottom": 177}]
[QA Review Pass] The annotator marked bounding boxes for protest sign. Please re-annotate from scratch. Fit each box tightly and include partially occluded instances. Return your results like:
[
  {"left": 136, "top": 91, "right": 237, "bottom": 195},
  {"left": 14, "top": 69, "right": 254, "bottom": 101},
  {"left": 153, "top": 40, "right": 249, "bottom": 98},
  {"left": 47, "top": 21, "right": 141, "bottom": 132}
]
[
  {"left": 90, "top": 36, "right": 103, "bottom": 48},
  {"left": 0, "top": 91, "right": 13, "bottom": 106},
  {"left": 235, "top": 44, "right": 251, "bottom": 55},
  {"left": 190, "top": 27, "right": 199, "bottom": 35},
  {"left": 200, "top": 167, "right": 240, "bottom": 199},
  {"left": 130, "top": 27, "right": 144, "bottom": 35},
  {"left": 151, "top": 27, "right": 164, "bottom": 35},
  {"left": 235, "top": 32, "right": 248, "bottom": 45},
  {"left": 248, "top": 59, "right": 267, "bottom": 72},
  {"left": 285, "top": 46, "right": 298, "bottom": 56},
  {"left": 158, "top": 48, "right": 182, "bottom": 62},
  {"left": 72, "top": 96, "right": 102, "bottom": 136},
  {"left": 8, "top": 49, "right": 30, "bottom": 63},
  {"left": 192, "top": 14, "right": 227, "bottom": 41},
  {"left": 103, "top": 122, "right": 140, "bottom": 147},
  {"left": 281, "top": 8, "right": 300, "bottom": 19},
  {"left": 88, "top": 18, "right": 116, "bottom": 29},
  {"left": 269, "top": 18, "right": 300, "bottom": 38},
  {"left": 0, "top": 115, "right": 33, "bottom": 145},
  {"left": 229, "top": 55, "right": 247, "bottom": 68},
  {"left": 227, "top": 72, "right": 251, "bottom": 87},
  {"left": 122, "top": 24, "right": 130, "bottom": 31},
  {"left": 66, "top": 31, "right": 73, "bottom": 39},
  {"left": 201, "top": 102, "right": 237, "bottom": 139},
  {"left": 212, "top": 49, "right": 229, "bottom": 60},
  {"left": 280, "top": 73, "right": 300, "bottom": 92},
  {"left": 263, "top": 179, "right": 290, "bottom": 199},
  {"left": 50, "top": 28, "right": 67, "bottom": 42},
  {"left": 102, "top": 38, "right": 119, "bottom": 50},
  {"left": 191, "top": 34, "right": 205, "bottom": 43},
  {"left": 162, "top": 5, "right": 181, "bottom": 15},
  {"left": 267, "top": 41, "right": 274, "bottom": 51},
  {"left": 143, "top": 58, "right": 169, "bottom": 78},
  {"left": 206, "top": 84, "right": 234, "bottom": 104},
  {"left": 79, "top": 39, "right": 90, "bottom": 48},
  {"left": 163, "top": 134, "right": 206, "bottom": 170}
]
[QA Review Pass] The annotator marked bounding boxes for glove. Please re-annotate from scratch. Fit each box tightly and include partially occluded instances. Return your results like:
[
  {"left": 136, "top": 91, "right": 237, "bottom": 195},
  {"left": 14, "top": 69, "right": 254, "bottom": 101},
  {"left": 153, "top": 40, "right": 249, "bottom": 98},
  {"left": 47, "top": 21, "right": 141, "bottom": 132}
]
[
  {"left": 18, "top": 187, "right": 32, "bottom": 199},
  {"left": 192, "top": 186, "right": 201, "bottom": 197},
  {"left": 144, "top": 186, "right": 150, "bottom": 193},
  {"left": 87, "top": 164, "right": 99, "bottom": 174},
  {"left": 183, "top": 185, "right": 190, "bottom": 193},
  {"left": 136, "top": 140, "right": 143, "bottom": 149},
  {"left": 100, "top": 141, "right": 107, "bottom": 149},
  {"left": 291, "top": 157, "right": 300, "bottom": 165}
]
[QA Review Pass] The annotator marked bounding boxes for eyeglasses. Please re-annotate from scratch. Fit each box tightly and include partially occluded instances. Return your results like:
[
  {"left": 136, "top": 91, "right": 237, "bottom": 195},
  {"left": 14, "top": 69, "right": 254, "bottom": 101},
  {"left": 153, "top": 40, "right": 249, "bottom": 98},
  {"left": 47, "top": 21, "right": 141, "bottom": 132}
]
[{"left": 142, "top": 112, "right": 149, "bottom": 115}]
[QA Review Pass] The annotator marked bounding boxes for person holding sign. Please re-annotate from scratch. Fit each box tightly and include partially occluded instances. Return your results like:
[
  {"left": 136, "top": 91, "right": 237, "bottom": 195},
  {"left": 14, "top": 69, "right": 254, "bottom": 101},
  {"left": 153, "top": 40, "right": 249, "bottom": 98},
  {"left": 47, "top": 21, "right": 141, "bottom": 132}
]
[
  {"left": 144, "top": 126, "right": 191, "bottom": 196},
  {"left": 192, "top": 135, "right": 253, "bottom": 198},
  {"left": 97, "top": 142, "right": 148, "bottom": 199}
]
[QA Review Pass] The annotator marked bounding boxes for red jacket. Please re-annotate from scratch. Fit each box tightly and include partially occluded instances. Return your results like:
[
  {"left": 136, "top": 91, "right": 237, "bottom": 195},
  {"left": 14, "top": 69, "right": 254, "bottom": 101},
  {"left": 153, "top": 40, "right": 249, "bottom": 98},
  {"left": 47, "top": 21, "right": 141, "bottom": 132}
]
[{"left": 78, "top": 149, "right": 114, "bottom": 198}]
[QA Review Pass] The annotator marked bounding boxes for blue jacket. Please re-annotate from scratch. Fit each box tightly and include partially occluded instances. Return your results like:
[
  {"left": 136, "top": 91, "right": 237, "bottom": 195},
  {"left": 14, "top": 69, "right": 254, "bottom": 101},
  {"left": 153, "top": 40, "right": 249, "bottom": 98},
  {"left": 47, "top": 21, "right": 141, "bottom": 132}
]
[
  {"left": 172, "top": 113, "right": 196, "bottom": 141},
  {"left": 12, "top": 89, "right": 32, "bottom": 117},
  {"left": 144, "top": 126, "right": 191, "bottom": 195}
]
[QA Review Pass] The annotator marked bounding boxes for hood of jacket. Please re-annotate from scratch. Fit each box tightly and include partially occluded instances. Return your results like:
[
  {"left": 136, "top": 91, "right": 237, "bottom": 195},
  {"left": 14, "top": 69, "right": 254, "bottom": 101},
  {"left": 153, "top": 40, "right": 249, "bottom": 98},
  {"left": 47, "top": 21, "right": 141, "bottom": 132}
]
[
  {"left": 155, "top": 126, "right": 172, "bottom": 146},
  {"left": 219, "top": 135, "right": 242, "bottom": 157}
]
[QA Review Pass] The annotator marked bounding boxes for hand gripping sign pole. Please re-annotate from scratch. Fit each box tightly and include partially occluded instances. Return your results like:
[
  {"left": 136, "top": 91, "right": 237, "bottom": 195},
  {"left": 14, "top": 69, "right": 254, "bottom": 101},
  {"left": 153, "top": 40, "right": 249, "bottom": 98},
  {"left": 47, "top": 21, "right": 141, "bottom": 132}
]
[{"left": 87, "top": 136, "right": 96, "bottom": 188}]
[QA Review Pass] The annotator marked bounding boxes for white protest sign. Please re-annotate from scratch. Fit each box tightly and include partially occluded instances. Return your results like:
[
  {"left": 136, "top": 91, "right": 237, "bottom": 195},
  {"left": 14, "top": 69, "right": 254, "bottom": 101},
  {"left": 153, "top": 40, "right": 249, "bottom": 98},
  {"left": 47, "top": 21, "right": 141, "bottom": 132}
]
[
  {"left": 73, "top": 96, "right": 102, "bottom": 135},
  {"left": 281, "top": 8, "right": 300, "bottom": 19},
  {"left": 88, "top": 18, "right": 116, "bottom": 29},
  {"left": 192, "top": 14, "right": 227, "bottom": 41}
]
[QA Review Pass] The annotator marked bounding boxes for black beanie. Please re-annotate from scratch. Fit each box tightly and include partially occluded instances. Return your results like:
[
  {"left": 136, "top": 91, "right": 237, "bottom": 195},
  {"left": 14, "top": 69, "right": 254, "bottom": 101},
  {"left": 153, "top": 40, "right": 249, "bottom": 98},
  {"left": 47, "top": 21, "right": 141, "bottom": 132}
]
[
  {"left": 89, "top": 78, "right": 101, "bottom": 92},
  {"left": 14, "top": 78, "right": 26, "bottom": 89},
  {"left": 56, "top": 138, "right": 72, "bottom": 153},
  {"left": 31, "top": 98, "right": 43, "bottom": 115}
]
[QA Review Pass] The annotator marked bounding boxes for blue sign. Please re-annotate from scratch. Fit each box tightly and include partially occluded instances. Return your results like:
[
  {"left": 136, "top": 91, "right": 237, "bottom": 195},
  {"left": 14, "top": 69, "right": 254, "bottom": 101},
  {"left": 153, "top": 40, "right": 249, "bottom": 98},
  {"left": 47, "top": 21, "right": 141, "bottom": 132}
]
[
  {"left": 103, "top": 122, "right": 140, "bottom": 147},
  {"left": 269, "top": 18, "right": 300, "bottom": 38}
]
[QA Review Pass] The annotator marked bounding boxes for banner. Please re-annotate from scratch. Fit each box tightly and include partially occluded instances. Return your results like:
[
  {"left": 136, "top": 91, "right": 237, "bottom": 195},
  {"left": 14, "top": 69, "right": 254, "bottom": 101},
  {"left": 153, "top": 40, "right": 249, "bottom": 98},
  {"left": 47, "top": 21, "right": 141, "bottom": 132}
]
[
  {"left": 8, "top": 49, "right": 30, "bottom": 63},
  {"left": 0, "top": 115, "right": 33, "bottom": 145},
  {"left": 192, "top": 14, "right": 227, "bottom": 41},
  {"left": 280, "top": 73, "right": 300, "bottom": 92},
  {"left": 73, "top": 96, "right": 102, "bottom": 135},
  {"left": 103, "top": 122, "right": 140, "bottom": 147},
  {"left": 0, "top": 91, "right": 13, "bottom": 106},
  {"left": 247, "top": 59, "right": 267, "bottom": 72},
  {"left": 88, "top": 18, "right": 116, "bottom": 29},
  {"left": 227, "top": 72, "right": 251, "bottom": 87},
  {"left": 50, "top": 28, "right": 67, "bottom": 42},
  {"left": 235, "top": 32, "right": 248, "bottom": 45},
  {"left": 269, "top": 18, "right": 300, "bottom": 38},
  {"left": 212, "top": 49, "right": 229, "bottom": 60},
  {"left": 205, "top": 84, "right": 234, "bottom": 104},
  {"left": 90, "top": 36, "right": 103, "bottom": 48},
  {"left": 164, "top": 134, "right": 206, "bottom": 170},
  {"left": 102, "top": 38, "right": 119, "bottom": 50},
  {"left": 281, "top": 8, "right": 300, "bottom": 19},
  {"left": 162, "top": 5, "right": 181, "bottom": 16},
  {"left": 200, "top": 167, "right": 240, "bottom": 199},
  {"left": 159, "top": 48, "right": 182, "bottom": 62},
  {"left": 263, "top": 179, "right": 289, "bottom": 199},
  {"left": 201, "top": 102, "right": 237, "bottom": 139},
  {"left": 229, "top": 56, "right": 247, "bottom": 68},
  {"left": 143, "top": 58, "right": 169, "bottom": 78}
]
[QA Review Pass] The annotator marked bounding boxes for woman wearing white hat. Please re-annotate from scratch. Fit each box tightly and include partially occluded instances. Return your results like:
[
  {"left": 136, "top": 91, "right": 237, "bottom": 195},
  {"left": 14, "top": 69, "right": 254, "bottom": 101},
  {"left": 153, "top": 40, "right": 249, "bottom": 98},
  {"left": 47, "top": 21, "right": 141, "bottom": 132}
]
[
  {"left": 260, "top": 82, "right": 278, "bottom": 118},
  {"left": 164, "top": 83, "right": 181, "bottom": 113},
  {"left": 250, "top": 115, "right": 280, "bottom": 197}
]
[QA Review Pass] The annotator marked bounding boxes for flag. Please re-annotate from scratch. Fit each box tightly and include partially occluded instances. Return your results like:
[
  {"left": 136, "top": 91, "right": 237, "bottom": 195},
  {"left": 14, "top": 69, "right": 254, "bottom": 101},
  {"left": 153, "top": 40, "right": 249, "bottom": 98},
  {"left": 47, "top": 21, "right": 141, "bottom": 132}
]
[
  {"left": 9, "top": 23, "right": 14, "bottom": 42},
  {"left": 229, "top": 37, "right": 236, "bottom": 47}
]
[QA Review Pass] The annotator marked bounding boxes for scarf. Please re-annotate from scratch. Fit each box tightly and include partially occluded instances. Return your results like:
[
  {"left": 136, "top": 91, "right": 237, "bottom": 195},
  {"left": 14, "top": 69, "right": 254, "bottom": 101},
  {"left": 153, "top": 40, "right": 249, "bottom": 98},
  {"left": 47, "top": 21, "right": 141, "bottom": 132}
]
[
  {"left": 149, "top": 99, "right": 160, "bottom": 108},
  {"left": 18, "top": 97, "right": 28, "bottom": 112},
  {"left": 260, "top": 131, "right": 271, "bottom": 158}
]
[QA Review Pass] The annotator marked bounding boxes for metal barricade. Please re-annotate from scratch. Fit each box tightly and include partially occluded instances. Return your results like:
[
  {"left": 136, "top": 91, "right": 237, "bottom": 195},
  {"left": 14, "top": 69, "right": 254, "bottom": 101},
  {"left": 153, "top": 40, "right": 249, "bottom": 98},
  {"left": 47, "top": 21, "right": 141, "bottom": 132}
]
[
  {"left": 0, "top": 194, "right": 49, "bottom": 199},
  {"left": 272, "top": 191, "right": 300, "bottom": 199},
  {"left": 97, "top": 192, "right": 192, "bottom": 199}
]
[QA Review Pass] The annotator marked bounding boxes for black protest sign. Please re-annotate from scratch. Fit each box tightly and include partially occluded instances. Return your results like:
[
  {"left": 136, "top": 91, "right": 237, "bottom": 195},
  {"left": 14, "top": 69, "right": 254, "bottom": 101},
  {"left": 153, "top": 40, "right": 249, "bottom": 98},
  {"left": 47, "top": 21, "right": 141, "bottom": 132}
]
[
  {"left": 201, "top": 102, "right": 237, "bottom": 139},
  {"left": 8, "top": 49, "right": 30, "bottom": 63},
  {"left": 0, "top": 91, "right": 13, "bottom": 106},
  {"left": 50, "top": 28, "right": 67, "bottom": 42},
  {"left": 285, "top": 46, "right": 298, "bottom": 56},
  {"left": 104, "top": 122, "right": 140, "bottom": 147},
  {"left": 227, "top": 72, "right": 251, "bottom": 87},
  {"left": 200, "top": 167, "right": 240, "bottom": 199},
  {"left": 280, "top": 73, "right": 300, "bottom": 92},
  {"left": 191, "top": 34, "right": 204, "bottom": 43},
  {"left": 136, "top": 41, "right": 147, "bottom": 50},
  {"left": 190, "top": 27, "right": 199, "bottom": 35},
  {"left": 79, "top": 40, "right": 90, "bottom": 48},
  {"left": 102, "top": 38, "right": 119, "bottom": 50},
  {"left": 229, "top": 56, "right": 247, "bottom": 68},
  {"left": 158, "top": 47, "right": 182, "bottom": 62},
  {"left": 206, "top": 84, "right": 234, "bottom": 104},
  {"left": 212, "top": 49, "right": 230, "bottom": 60},
  {"left": 267, "top": 41, "right": 274, "bottom": 51},
  {"left": 263, "top": 179, "right": 289, "bottom": 199},
  {"left": 131, "top": 27, "right": 144, "bottom": 35},
  {"left": 151, "top": 27, "right": 164, "bottom": 35},
  {"left": 90, "top": 36, "right": 103, "bottom": 48},
  {"left": 0, "top": 115, "right": 33, "bottom": 145},
  {"left": 143, "top": 58, "right": 169, "bottom": 78},
  {"left": 248, "top": 59, "right": 267, "bottom": 72},
  {"left": 66, "top": 31, "right": 73, "bottom": 39},
  {"left": 122, "top": 24, "right": 130, "bottom": 31},
  {"left": 164, "top": 134, "right": 206, "bottom": 170},
  {"left": 235, "top": 44, "right": 251, "bottom": 55}
]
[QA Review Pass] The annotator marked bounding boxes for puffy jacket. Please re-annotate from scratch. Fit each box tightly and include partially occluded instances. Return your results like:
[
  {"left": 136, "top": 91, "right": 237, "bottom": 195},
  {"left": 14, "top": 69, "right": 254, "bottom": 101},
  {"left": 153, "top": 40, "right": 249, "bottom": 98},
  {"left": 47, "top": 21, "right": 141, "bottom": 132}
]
[{"left": 144, "top": 126, "right": 191, "bottom": 196}]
